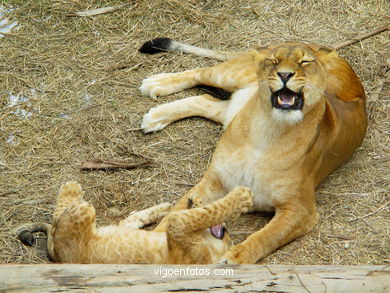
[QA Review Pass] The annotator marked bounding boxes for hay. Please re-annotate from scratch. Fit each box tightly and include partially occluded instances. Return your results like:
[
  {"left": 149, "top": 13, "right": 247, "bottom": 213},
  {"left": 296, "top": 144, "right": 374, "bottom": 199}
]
[{"left": 0, "top": 0, "right": 388, "bottom": 264}]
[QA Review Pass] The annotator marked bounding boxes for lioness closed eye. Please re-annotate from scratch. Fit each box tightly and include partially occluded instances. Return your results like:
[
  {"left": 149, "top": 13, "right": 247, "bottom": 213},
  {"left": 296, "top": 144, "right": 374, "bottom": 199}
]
[
  {"left": 139, "top": 38, "right": 367, "bottom": 264},
  {"left": 17, "top": 182, "right": 253, "bottom": 264}
]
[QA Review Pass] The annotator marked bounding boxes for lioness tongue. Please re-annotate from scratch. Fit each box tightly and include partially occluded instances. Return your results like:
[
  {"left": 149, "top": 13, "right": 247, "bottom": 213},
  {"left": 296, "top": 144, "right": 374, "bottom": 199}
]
[
  {"left": 210, "top": 224, "right": 224, "bottom": 239},
  {"left": 278, "top": 92, "right": 296, "bottom": 106}
]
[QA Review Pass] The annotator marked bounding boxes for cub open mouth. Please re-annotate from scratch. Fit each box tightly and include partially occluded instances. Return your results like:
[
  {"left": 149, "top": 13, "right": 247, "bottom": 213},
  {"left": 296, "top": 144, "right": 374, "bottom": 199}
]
[
  {"left": 210, "top": 224, "right": 225, "bottom": 239},
  {"left": 271, "top": 88, "right": 303, "bottom": 110}
]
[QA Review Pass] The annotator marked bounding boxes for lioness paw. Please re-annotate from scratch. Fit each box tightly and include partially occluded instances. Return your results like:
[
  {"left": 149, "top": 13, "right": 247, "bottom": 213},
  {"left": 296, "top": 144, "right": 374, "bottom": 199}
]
[
  {"left": 219, "top": 244, "right": 251, "bottom": 264},
  {"left": 141, "top": 107, "right": 171, "bottom": 133},
  {"left": 188, "top": 194, "right": 204, "bottom": 208},
  {"left": 140, "top": 73, "right": 180, "bottom": 99}
]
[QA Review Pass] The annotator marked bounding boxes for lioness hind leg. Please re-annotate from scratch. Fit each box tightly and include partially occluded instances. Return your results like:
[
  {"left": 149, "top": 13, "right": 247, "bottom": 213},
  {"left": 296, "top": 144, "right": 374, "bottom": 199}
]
[
  {"left": 119, "top": 202, "right": 171, "bottom": 229},
  {"left": 141, "top": 94, "right": 229, "bottom": 133},
  {"left": 140, "top": 70, "right": 202, "bottom": 99},
  {"left": 140, "top": 51, "right": 258, "bottom": 99}
]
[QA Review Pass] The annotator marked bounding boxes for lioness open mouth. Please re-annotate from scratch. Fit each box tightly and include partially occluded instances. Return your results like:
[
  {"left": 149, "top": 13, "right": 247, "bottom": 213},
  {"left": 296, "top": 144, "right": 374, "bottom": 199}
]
[{"left": 271, "top": 87, "right": 304, "bottom": 110}]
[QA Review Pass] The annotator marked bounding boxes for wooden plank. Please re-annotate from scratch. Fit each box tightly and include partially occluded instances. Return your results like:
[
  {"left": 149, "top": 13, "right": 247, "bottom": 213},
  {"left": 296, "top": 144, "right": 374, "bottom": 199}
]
[{"left": 0, "top": 264, "right": 388, "bottom": 293}]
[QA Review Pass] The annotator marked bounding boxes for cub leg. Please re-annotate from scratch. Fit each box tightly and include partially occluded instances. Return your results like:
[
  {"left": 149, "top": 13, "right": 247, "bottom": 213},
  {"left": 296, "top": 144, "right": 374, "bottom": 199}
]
[
  {"left": 119, "top": 202, "right": 171, "bottom": 229},
  {"left": 153, "top": 173, "right": 227, "bottom": 232},
  {"left": 50, "top": 184, "right": 97, "bottom": 262},
  {"left": 221, "top": 190, "right": 318, "bottom": 264},
  {"left": 141, "top": 94, "right": 229, "bottom": 133},
  {"left": 167, "top": 186, "right": 254, "bottom": 238},
  {"left": 53, "top": 181, "right": 85, "bottom": 220}
]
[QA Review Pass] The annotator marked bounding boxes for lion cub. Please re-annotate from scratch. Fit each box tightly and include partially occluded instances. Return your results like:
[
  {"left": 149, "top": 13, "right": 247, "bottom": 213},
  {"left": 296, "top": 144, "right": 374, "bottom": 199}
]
[{"left": 17, "top": 182, "right": 253, "bottom": 264}]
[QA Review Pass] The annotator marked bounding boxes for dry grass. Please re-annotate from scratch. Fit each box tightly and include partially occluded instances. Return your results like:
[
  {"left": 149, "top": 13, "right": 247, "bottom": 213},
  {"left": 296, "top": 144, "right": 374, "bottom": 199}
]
[{"left": 0, "top": 0, "right": 388, "bottom": 264}]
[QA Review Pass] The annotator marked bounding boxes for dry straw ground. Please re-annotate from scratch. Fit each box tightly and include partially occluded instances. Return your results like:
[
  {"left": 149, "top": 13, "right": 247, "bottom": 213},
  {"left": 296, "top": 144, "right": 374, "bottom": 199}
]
[{"left": 0, "top": 0, "right": 388, "bottom": 265}]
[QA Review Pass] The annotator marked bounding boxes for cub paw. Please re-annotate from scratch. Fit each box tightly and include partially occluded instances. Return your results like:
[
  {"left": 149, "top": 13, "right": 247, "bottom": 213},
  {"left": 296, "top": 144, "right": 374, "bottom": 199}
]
[
  {"left": 140, "top": 73, "right": 178, "bottom": 99},
  {"left": 59, "top": 181, "right": 84, "bottom": 199},
  {"left": 154, "top": 202, "right": 172, "bottom": 213},
  {"left": 229, "top": 187, "right": 254, "bottom": 214},
  {"left": 141, "top": 107, "right": 171, "bottom": 133}
]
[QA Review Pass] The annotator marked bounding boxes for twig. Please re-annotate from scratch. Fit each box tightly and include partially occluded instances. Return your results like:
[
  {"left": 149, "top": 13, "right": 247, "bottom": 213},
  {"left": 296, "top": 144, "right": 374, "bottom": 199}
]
[
  {"left": 333, "top": 25, "right": 389, "bottom": 50},
  {"left": 67, "top": 4, "right": 131, "bottom": 17},
  {"left": 0, "top": 112, "right": 13, "bottom": 121},
  {"left": 0, "top": 190, "right": 19, "bottom": 197},
  {"left": 79, "top": 158, "right": 154, "bottom": 171},
  {"left": 349, "top": 201, "right": 390, "bottom": 222},
  {"left": 105, "top": 62, "right": 144, "bottom": 72},
  {"left": 324, "top": 234, "right": 356, "bottom": 241}
]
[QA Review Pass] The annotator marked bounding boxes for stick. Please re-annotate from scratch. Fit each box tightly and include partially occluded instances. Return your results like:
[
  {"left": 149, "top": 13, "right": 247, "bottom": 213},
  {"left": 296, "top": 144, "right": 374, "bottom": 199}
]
[
  {"left": 333, "top": 25, "right": 389, "bottom": 50},
  {"left": 67, "top": 4, "right": 131, "bottom": 17},
  {"left": 79, "top": 158, "right": 154, "bottom": 171},
  {"left": 349, "top": 201, "right": 390, "bottom": 222}
]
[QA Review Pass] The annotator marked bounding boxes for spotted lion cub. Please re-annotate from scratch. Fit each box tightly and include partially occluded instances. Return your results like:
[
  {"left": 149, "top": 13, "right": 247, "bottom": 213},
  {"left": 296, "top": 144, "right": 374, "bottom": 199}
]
[{"left": 17, "top": 182, "right": 253, "bottom": 264}]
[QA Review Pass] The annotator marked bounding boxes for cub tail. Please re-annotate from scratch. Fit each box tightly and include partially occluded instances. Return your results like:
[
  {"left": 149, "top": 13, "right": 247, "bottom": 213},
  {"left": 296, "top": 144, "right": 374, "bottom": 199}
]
[
  {"left": 139, "top": 37, "right": 241, "bottom": 61},
  {"left": 16, "top": 223, "right": 51, "bottom": 246}
]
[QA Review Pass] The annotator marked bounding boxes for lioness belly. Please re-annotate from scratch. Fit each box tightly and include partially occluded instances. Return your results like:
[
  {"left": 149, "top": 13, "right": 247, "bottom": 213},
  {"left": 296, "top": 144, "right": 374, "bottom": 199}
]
[{"left": 214, "top": 153, "right": 276, "bottom": 212}]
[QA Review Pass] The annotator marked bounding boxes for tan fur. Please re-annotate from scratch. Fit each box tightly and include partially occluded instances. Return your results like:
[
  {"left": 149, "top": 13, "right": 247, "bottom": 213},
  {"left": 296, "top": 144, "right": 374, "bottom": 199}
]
[
  {"left": 18, "top": 182, "right": 253, "bottom": 264},
  {"left": 141, "top": 42, "right": 367, "bottom": 264}
]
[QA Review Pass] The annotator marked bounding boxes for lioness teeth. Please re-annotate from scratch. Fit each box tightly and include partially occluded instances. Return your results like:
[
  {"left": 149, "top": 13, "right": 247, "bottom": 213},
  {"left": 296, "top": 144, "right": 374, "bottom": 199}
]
[{"left": 277, "top": 96, "right": 295, "bottom": 106}]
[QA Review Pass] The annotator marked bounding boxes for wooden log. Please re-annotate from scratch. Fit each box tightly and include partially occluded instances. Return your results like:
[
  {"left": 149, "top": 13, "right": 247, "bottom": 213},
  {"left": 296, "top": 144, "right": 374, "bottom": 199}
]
[
  {"left": 0, "top": 264, "right": 388, "bottom": 293},
  {"left": 0, "top": 264, "right": 390, "bottom": 293}
]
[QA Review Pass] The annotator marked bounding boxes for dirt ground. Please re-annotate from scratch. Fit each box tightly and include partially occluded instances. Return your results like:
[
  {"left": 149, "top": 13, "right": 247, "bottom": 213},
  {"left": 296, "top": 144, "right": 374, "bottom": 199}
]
[{"left": 0, "top": 0, "right": 388, "bottom": 265}]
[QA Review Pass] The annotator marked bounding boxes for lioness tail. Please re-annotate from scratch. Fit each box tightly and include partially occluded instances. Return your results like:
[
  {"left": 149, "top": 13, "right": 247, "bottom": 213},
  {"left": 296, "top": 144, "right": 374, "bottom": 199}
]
[{"left": 139, "top": 37, "right": 241, "bottom": 61}]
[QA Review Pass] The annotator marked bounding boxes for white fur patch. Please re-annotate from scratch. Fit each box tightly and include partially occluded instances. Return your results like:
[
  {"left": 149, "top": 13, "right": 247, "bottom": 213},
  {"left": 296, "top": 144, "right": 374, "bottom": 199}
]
[
  {"left": 271, "top": 108, "right": 303, "bottom": 125},
  {"left": 224, "top": 85, "right": 258, "bottom": 127}
]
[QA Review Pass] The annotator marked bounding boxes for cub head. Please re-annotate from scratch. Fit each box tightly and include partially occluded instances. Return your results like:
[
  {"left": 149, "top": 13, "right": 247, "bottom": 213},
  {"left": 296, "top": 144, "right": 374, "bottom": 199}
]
[
  {"left": 255, "top": 43, "right": 332, "bottom": 124},
  {"left": 203, "top": 223, "right": 232, "bottom": 261}
]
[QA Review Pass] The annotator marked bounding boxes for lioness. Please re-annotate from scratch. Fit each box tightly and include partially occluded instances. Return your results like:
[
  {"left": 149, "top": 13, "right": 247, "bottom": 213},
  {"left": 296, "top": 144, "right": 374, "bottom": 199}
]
[
  {"left": 18, "top": 182, "right": 253, "bottom": 264},
  {"left": 138, "top": 38, "right": 367, "bottom": 264}
]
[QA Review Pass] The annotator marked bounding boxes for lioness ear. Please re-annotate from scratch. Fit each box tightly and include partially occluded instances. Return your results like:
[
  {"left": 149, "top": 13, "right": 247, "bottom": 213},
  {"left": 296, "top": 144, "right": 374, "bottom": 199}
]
[
  {"left": 254, "top": 46, "right": 272, "bottom": 55},
  {"left": 253, "top": 46, "right": 271, "bottom": 62},
  {"left": 317, "top": 46, "right": 339, "bottom": 58},
  {"left": 317, "top": 46, "right": 334, "bottom": 54},
  {"left": 254, "top": 46, "right": 268, "bottom": 52},
  {"left": 306, "top": 44, "right": 335, "bottom": 54}
]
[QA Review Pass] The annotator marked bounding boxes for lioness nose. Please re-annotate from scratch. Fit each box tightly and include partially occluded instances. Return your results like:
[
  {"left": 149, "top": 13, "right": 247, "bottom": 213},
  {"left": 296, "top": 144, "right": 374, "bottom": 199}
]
[{"left": 277, "top": 72, "right": 295, "bottom": 83}]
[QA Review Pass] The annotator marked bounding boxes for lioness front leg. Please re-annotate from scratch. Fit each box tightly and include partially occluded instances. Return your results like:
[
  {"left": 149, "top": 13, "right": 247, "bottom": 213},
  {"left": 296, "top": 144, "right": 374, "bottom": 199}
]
[
  {"left": 222, "top": 192, "right": 318, "bottom": 264},
  {"left": 141, "top": 94, "right": 229, "bottom": 133}
]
